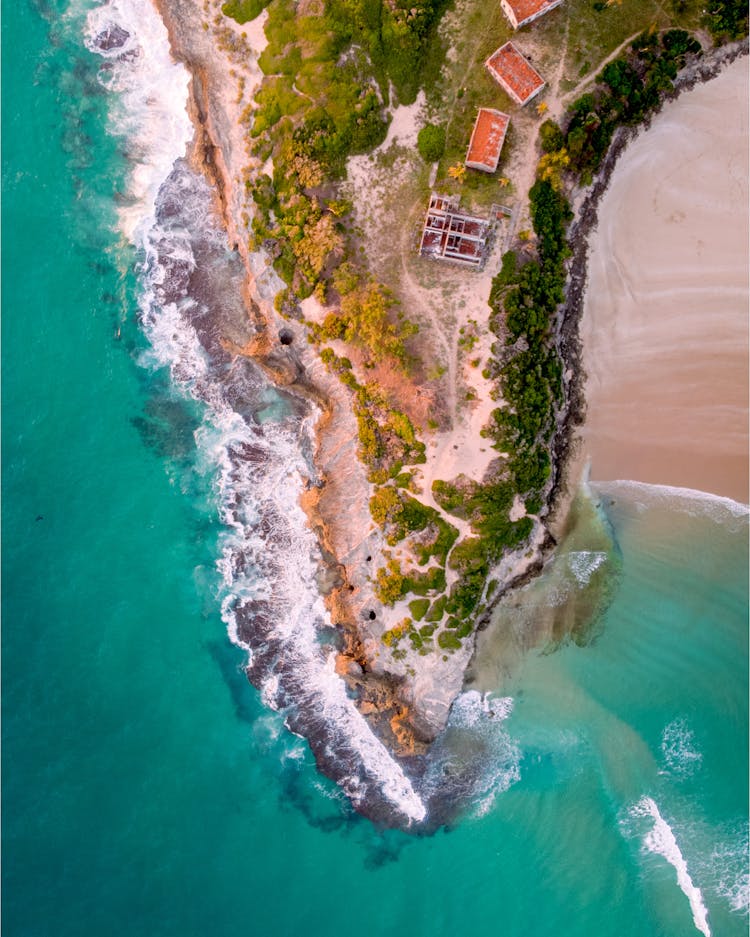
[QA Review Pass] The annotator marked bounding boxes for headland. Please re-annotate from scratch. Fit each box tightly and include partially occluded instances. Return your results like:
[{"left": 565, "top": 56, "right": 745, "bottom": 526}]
[{"left": 136, "top": 0, "right": 746, "bottom": 824}]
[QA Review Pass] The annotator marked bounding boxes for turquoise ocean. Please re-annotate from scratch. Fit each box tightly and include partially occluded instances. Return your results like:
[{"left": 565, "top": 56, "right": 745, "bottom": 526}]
[{"left": 3, "top": 1, "right": 747, "bottom": 935}]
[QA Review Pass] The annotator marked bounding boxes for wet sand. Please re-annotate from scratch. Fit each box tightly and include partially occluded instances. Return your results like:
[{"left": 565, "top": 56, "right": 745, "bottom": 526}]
[{"left": 581, "top": 56, "right": 749, "bottom": 504}]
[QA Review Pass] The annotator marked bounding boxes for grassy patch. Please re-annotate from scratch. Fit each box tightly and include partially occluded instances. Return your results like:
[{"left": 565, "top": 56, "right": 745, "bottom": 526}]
[
  {"left": 409, "top": 598, "right": 431, "bottom": 621},
  {"left": 437, "top": 629, "right": 462, "bottom": 651},
  {"left": 404, "top": 566, "right": 447, "bottom": 596}
]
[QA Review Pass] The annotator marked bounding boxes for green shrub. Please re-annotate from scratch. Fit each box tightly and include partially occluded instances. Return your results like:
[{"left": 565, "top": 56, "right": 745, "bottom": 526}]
[
  {"left": 414, "top": 517, "right": 459, "bottom": 566},
  {"left": 222, "top": 0, "right": 270, "bottom": 24},
  {"left": 374, "top": 558, "right": 404, "bottom": 605},
  {"left": 449, "top": 537, "right": 487, "bottom": 573},
  {"left": 408, "top": 630, "right": 424, "bottom": 649},
  {"left": 432, "top": 479, "right": 470, "bottom": 518},
  {"left": 369, "top": 486, "right": 403, "bottom": 526},
  {"left": 455, "top": 619, "right": 473, "bottom": 639}
]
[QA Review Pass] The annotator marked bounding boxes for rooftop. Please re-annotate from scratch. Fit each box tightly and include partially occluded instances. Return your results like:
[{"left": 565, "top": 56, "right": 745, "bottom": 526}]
[
  {"left": 486, "top": 42, "right": 546, "bottom": 106},
  {"left": 465, "top": 108, "right": 510, "bottom": 173},
  {"left": 501, "top": 0, "right": 563, "bottom": 28}
]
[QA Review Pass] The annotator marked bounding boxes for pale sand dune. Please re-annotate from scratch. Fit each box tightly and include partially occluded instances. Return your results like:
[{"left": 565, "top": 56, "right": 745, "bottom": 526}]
[{"left": 581, "top": 56, "right": 749, "bottom": 504}]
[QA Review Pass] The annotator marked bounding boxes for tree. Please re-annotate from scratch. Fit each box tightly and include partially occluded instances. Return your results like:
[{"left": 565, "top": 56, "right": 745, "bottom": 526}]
[
  {"left": 537, "top": 149, "right": 570, "bottom": 191},
  {"left": 294, "top": 213, "right": 343, "bottom": 278},
  {"left": 539, "top": 119, "right": 565, "bottom": 153},
  {"left": 417, "top": 123, "right": 446, "bottom": 162},
  {"left": 448, "top": 163, "right": 466, "bottom": 183}
]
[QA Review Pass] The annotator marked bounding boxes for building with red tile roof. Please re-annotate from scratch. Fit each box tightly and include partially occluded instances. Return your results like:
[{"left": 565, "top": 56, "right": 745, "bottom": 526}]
[
  {"left": 500, "top": 0, "right": 563, "bottom": 29},
  {"left": 486, "top": 42, "right": 546, "bottom": 106},
  {"left": 465, "top": 108, "right": 510, "bottom": 174}
]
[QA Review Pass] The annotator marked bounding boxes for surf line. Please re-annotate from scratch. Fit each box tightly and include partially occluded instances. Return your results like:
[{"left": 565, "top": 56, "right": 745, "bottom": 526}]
[{"left": 631, "top": 796, "right": 711, "bottom": 937}]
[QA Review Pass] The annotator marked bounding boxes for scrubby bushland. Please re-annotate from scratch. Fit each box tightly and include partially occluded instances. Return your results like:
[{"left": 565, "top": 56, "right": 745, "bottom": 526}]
[{"left": 539, "top": 29, "right": 703, "bottom": 185}]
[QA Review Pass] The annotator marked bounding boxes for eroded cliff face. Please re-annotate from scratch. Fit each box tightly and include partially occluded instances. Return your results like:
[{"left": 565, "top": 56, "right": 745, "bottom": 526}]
[{"left": 150, "top": 0, "right": 469, "bottom": 755}]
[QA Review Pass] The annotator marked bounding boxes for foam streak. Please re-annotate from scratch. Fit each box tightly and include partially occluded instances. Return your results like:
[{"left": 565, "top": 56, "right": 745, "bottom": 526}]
[{"left": 632, "top": 796, "right": 712, "bottom": 937}]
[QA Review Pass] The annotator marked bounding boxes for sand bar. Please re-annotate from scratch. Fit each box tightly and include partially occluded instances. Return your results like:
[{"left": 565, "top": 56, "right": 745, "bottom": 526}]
[{"left": 581, "top": 56, "right": 749, "bottom": 504}]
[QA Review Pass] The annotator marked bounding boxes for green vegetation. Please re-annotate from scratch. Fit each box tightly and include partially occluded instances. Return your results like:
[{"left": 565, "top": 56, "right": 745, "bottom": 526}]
[
  {"left": 312, "top": 264, "right": 417, "bottom": 368},
  {"left": 486, "top": 180, "right": 571, "bottom": 508},
  {"left": 239, "top": 0, "right": 440, "bottom": 349},
  {"left": 381, "top": 618, "right": 410, "bottom": 646},
  {"left": 373, "top": 556, "right": 446, "bottom": 606},
  {"left": 417, "top": 123, "right": 446, "bottom": 162},
  {"left": 326, "top": 0, "right": 450, "bottom": 104},
  {"left": 370, "top": 482, "right": 458, "bottom": 569},
  {"left": 403, "top": 566, "right": 447, "bottom": 596},
  {"left": 375, "top": 558, "right": 405, "bottom": 606},
  {"left": 431, "top": 479, "right": 469, "bottom": 518}
]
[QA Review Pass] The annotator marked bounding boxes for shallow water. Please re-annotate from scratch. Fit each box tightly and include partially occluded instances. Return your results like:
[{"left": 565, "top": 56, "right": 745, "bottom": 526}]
[{"left": 3, "top": 2, "right": 748, "bottom": 935}]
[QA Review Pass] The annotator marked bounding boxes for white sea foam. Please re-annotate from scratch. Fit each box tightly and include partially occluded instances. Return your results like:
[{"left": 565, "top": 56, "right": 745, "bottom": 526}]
[
  {"left": 630, "top": 796, "right": 712, "bottom": 937},
  {"left": 85, "top": 0, "right": 193, "bottom": 242},
  {"left": 567, "top": 550, "right": 608, "bottom": 586},
  {"left": 712, "top": 826, "right": 750, "bottom": 914},
  {"left": 660, "top": 718, "right": 703, "bottom": 778},
  {"left": 430, "top": 690, "right": 520, "bottom": 820},
  {"left": 198, "top": 383, "right": 427, "bottom": 823}
]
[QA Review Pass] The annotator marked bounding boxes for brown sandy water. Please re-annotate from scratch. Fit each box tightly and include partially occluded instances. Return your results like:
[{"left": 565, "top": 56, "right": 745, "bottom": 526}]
[{"left": 581, "top": 56, "right": 749, "bottom": 504}]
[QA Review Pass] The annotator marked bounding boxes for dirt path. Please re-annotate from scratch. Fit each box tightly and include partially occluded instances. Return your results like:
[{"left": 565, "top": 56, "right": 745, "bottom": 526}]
[
  {"left": 559, "top": 30, "right": 643, "bottom": 106},
  {"left": 398, "top": 213, "right": 460, "bottom": 427}
]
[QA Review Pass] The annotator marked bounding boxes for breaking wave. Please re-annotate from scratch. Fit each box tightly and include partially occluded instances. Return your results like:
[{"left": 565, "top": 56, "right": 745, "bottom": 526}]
[
  {"left": 629, "top": 796, "right": 712, "bottom": 937},
  {"left": 85, "top": 0, "right": 426, "bottom": 827}
]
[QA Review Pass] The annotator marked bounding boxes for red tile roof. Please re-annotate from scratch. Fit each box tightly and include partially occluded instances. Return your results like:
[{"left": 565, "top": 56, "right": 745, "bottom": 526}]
[
  {"left": 465, "top": 108, "right": 510, "bottom": 173},
  {"left": 486, "top": 42, "right": 546, "bottom": 106},
  {"left": 501, "top": 0, "right": 563, "bottom": 27}
]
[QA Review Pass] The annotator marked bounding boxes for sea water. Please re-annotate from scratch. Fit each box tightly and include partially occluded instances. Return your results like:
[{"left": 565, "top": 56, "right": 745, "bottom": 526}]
[{"left": 3, "top": 2, "right": 747, "bottom": 935}]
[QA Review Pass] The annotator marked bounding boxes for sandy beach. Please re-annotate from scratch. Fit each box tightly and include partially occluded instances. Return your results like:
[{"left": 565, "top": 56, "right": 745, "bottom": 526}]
[{"left": 580, "top": 55, "right": 749, "bottom": 504}]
